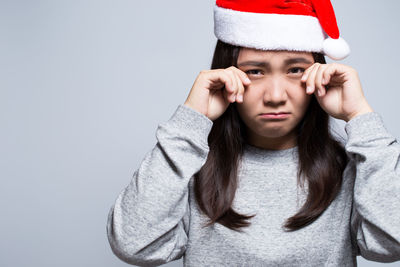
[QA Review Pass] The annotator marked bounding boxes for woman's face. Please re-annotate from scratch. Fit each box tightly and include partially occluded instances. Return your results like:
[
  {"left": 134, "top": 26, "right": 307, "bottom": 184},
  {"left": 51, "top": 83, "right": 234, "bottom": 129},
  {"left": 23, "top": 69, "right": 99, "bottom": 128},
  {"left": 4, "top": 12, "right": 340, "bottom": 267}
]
[{"left": 236, "top": 48, "right": 315, "bottom": 150}]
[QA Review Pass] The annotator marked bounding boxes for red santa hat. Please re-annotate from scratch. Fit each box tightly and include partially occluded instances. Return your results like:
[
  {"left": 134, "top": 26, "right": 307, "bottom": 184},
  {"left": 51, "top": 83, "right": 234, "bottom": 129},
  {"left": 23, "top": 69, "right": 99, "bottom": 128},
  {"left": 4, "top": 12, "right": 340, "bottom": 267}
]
[{"left": 213, "top": 0, "right": 350, "bottom": 60}]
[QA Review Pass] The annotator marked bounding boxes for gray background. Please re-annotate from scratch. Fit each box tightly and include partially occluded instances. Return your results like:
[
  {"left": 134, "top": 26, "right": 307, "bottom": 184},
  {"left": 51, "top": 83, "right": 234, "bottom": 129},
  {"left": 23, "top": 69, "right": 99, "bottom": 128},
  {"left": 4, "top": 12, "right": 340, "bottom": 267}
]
[{"left": 1, "top": 0, "right": 399, "bottom": 266}]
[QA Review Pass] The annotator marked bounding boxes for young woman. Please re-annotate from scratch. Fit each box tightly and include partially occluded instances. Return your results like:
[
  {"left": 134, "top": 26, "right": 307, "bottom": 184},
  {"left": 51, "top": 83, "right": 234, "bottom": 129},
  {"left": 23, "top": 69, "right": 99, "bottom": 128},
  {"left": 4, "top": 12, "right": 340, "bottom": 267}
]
[{"left": 107, "top": 1, "right": 400, "bottom": 266}]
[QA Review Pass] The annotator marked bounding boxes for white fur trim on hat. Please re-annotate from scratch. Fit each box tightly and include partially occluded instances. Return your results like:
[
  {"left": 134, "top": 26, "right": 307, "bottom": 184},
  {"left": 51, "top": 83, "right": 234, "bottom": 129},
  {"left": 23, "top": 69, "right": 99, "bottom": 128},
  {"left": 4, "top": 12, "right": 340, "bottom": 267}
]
[{"left": 214, "top": 4, "right": 330, "bottom": 57}]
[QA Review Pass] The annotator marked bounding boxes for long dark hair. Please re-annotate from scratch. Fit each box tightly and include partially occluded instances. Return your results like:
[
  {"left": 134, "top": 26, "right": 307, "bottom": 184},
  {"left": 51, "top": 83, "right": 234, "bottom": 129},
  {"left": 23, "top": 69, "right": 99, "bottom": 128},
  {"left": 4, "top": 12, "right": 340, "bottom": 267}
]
[{"left": 193, "top": 39, "right": 348, "bottom": 232}]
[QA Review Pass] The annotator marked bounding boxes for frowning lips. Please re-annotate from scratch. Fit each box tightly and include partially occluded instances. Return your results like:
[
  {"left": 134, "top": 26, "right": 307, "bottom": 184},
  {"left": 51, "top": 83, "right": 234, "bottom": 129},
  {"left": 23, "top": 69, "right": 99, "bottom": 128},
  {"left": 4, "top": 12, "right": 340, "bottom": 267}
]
[{"left": 260, "top": 112, "right": 291, "bottom": 115}]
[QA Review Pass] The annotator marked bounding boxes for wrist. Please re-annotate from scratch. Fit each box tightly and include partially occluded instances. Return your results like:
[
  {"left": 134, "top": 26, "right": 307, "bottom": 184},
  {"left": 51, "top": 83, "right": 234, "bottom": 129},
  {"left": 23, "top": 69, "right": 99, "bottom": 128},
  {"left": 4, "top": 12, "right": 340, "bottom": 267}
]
[{"left": 346, "top": 105, "right": 374, "bottom": 122}]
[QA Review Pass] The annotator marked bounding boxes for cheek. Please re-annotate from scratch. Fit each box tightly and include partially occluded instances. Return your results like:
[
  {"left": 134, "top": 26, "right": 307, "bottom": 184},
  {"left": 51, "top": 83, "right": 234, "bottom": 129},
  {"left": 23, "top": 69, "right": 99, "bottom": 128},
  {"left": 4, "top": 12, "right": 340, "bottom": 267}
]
[
  {"left": 289, "top": 88, "right": 312, "bottom": 111},
  {"left": 236, "top": 90, "right": 258, "bottom": 115},
  {"left": 243, "top": 85, "right": 263, "bottom": 101},
  {"left": 296, "top": 94, "right": 312, "bottom": 113}
]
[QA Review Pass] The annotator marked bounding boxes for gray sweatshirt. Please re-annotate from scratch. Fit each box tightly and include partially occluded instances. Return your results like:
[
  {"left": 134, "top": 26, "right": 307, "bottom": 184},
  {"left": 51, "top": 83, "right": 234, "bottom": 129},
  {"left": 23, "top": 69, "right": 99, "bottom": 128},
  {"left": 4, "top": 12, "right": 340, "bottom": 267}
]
[{"left": 106, "top": 104, "right": 400, "bottom": 266}]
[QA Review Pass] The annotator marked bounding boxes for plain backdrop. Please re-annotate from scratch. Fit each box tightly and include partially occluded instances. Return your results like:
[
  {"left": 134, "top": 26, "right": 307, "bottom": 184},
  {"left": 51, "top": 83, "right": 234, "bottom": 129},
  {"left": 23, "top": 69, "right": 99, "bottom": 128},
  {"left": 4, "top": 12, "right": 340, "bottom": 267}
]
[{"left": 1, "top": 0, "right": 399, "bottom": 266}]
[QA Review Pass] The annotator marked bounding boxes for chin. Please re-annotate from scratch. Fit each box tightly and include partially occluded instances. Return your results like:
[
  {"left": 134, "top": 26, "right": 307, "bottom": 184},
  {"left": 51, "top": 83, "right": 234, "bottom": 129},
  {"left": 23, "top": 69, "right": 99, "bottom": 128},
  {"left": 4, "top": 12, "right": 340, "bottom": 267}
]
[{"left": 258, "top": 128, "right": 290, "bottom": 138}]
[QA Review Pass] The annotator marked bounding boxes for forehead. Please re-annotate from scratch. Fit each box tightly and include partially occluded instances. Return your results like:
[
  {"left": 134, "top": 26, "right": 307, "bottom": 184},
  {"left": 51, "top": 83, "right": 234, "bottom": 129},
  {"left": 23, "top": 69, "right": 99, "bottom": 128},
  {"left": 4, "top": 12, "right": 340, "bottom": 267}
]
[{"left": 238, "top": 47, "right": 313, "bottom": 61}]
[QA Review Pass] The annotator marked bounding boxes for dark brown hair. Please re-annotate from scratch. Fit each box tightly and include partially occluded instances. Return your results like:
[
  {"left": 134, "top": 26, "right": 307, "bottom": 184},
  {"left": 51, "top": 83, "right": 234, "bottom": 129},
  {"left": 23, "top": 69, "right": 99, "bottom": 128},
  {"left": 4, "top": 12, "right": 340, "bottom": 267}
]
[{"left": 193, "top": 39, "right": 348, "bottom": 232}]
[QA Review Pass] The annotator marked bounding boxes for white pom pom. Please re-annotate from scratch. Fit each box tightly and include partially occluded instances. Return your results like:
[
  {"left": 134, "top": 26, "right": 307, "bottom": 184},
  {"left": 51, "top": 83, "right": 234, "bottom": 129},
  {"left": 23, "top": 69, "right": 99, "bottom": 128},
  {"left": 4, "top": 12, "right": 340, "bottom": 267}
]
[{"left": 322, "top": 36, "right": 351, "bottom": 60}]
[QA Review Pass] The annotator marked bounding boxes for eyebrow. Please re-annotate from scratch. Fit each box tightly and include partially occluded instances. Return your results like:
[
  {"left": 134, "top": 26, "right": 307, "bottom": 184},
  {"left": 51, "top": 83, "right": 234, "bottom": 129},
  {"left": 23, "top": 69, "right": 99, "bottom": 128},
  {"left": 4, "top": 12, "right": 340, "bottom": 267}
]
[{"left": 237, "top": 57, "right": 313, "bottom": 68}]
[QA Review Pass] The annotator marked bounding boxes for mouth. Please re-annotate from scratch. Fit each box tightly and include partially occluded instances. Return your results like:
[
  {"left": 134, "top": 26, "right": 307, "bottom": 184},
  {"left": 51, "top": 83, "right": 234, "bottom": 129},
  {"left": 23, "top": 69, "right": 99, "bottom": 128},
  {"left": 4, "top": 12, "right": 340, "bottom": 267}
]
[
  {"left": 259, "top": 112, "right": 291, "bottom": 119},
  {"left": 260, "top": 112, "right": 291, "bottom": 115}
]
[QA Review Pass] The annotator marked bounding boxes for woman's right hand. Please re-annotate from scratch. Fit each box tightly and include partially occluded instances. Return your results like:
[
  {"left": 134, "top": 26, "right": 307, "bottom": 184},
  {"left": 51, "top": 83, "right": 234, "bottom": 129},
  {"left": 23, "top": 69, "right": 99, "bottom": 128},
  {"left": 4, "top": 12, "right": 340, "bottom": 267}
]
[{"left": 184, "top": 66, "right": 251, "bottom": 121}]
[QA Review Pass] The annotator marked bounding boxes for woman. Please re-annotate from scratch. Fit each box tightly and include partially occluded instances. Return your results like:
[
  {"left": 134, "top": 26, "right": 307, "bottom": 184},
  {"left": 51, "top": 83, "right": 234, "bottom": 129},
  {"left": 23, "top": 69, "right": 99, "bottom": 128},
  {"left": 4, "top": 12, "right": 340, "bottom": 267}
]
[{"left": 107, "top": 1, "right": 400, "bottom": 266}]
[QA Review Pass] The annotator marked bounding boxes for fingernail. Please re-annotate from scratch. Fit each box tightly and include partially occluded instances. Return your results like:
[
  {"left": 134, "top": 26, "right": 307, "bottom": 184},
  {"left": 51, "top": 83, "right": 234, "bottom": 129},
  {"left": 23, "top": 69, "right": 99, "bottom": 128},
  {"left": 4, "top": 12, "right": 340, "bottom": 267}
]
[
  {"left": 237, "top": 94, "right": 243, "bottom": 102},
  {"left": 318, "top": 90, "right": 322, "bottom": 96},
  {"left": 245, "top": 77, "right": 251, "bottom": 83},
  {"left": 306, "top": 86, "right": 312, "bottom": 93},
  {"left": 322, "top": 78, "right": 326, "bottom": 84}
]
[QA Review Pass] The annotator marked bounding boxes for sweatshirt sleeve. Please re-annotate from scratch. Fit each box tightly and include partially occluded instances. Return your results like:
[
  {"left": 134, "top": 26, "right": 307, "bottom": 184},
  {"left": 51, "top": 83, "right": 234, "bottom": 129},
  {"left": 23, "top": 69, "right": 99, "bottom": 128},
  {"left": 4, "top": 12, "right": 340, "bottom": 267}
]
[
  {"left": 344, "top": 111, "right": 400, "bottom": 263},
  {"left": 106, "top": 104, "right": 213, "bottom": 266}
]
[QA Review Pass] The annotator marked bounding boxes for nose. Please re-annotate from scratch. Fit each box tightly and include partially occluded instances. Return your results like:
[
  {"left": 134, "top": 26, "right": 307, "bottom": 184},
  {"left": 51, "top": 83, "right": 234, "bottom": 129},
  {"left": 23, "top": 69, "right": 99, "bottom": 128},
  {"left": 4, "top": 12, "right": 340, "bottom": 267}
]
[{"left": 263, "top": 76, "right": 288, "bottom": 105}]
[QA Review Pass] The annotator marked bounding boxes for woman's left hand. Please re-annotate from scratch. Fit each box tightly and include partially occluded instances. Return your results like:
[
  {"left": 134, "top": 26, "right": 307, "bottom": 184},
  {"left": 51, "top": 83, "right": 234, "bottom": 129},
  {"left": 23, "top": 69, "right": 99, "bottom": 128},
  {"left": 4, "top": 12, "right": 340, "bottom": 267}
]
[{"left": 301, "top": 62, "right": 374, "bottom": 122}]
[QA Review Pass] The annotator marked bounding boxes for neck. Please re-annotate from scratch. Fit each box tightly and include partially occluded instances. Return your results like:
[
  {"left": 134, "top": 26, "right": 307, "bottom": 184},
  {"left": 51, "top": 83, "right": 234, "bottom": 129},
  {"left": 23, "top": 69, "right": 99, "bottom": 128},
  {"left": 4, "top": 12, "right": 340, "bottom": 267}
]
[{"left": 246, "top": 129, "right": 297, "bottom": 150}]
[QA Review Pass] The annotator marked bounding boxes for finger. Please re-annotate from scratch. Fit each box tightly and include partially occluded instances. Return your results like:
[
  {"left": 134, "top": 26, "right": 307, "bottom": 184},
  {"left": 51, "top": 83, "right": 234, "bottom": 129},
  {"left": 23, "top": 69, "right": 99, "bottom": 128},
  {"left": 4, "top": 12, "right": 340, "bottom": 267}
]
[
  {"left": 315, "top": 64, "right": 328, "bottom": 97},
  {"left": 224, "top": 69, "right": 238, "bottom": 103},
  {"left": 302, "top": 63, "right": 317, "bottom": 94},
  {"left": 207, "top": 69, "right": 234, "bottom": 94},
  {"left": 230, "top": 67, "right": 250, "bottom": 102},
  {"left": 215, "top": 70, "right": 232, "bottom": 104},
  {"left": 321, "top": 64, "right": 336, "bottom": 87},
  {"left": 230, "top": 70, "right": 241, "bottom": 102},
  {"left": 222, "top": 85, "right": 231, "bottom": 104},
  {"left": 233, "top": 67, "right": 250, "bottom": 102},
  {"left": 217, "top": 69, "right": 235, "bottom": 98},
  {"left": 305, "top": 63, "right": 319, "bottom": 95},
  {"left": 301, "top": 63, "right": 316, "bottom": 83},
  {"left": 309, "top": 63, "right": 323, "bottom": 97},
  {"left": 231, "top": 66, "right": 252, "bottom": 86},
  {"left": 234, "top": 72, "right": 245, "bottom": 103}
]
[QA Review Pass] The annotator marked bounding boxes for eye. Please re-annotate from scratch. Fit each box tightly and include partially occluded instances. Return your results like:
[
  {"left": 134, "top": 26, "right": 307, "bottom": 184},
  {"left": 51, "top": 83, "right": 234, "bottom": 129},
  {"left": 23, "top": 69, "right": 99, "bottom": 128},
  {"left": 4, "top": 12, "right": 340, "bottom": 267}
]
[
  {"left": 289, "top": 67, "right": 305, "bottom": 74},
  {"left": 245, "top": 69, "right": 262, "bottom": 75}
]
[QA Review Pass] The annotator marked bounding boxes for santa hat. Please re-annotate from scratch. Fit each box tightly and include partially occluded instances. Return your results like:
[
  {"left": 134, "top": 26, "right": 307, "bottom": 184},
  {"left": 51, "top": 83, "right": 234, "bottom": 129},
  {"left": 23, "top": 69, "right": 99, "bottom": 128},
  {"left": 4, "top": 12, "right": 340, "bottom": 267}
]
[{"left": 213, "top": 0, "right": 350, "bottom": 60}]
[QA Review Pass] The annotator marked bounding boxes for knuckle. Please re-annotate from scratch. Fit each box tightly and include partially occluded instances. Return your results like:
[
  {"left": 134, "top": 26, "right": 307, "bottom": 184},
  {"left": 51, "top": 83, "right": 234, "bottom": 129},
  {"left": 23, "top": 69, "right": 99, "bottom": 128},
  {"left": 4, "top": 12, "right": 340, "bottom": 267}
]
[
  {"left": 332, "top": 62, "right": 340, "bottom": 68},
  {"left": 223, "top": 68, "right": 233, "bottom": 76},
  {"left": 221, "top": 69, "right": 231, "bottom": 79},
  {"left": 349, "top": 66, "right": 357, "bottom": 73},
  {"left": 226, "top": 68, "right": 235, "bottom": 75},
  {"left": 313, "top": 63, "right": 320, "bottom": 68}
]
